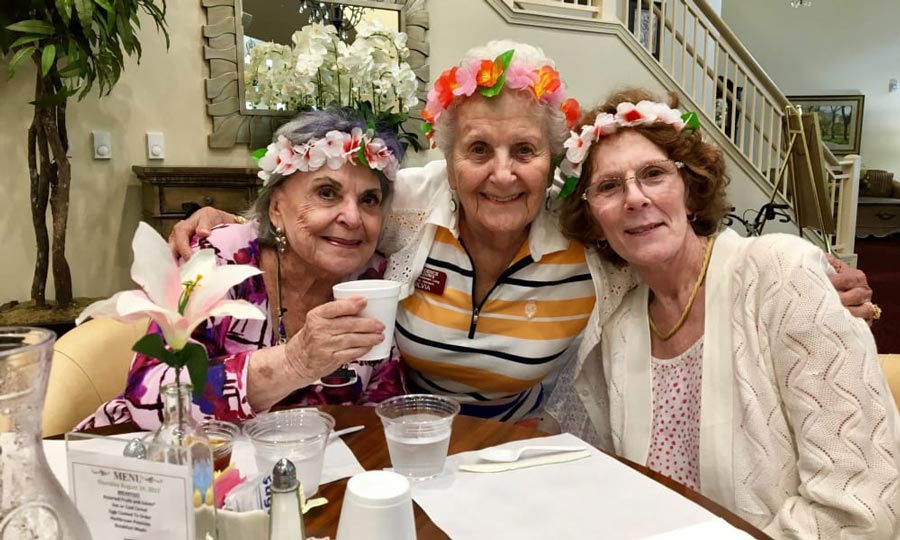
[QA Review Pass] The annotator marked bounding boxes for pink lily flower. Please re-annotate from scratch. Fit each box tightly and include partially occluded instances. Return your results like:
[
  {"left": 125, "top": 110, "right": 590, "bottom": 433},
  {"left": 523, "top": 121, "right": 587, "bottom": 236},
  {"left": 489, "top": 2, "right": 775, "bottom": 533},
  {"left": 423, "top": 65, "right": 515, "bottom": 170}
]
[{"left": 77, "top": 222, "right": 265, "bottom": 351}]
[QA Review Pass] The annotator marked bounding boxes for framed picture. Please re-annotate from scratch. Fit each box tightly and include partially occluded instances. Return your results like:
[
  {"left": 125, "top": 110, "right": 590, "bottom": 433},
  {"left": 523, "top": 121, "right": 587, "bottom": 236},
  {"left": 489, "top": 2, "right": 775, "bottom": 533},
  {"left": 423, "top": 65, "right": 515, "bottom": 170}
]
[
  {"left": 787, "top": 94, "right": 865, "bottom": 155},
  {"left": 628, "top": 0, "right": 662, "bottom": 60}
]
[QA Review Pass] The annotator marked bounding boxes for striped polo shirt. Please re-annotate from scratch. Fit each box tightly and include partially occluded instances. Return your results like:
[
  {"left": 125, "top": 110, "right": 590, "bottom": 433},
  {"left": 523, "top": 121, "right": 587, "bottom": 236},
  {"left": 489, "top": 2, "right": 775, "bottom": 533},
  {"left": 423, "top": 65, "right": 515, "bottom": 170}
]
[{"left": 395, "top": 226, "right": 595, "bottom": 422}]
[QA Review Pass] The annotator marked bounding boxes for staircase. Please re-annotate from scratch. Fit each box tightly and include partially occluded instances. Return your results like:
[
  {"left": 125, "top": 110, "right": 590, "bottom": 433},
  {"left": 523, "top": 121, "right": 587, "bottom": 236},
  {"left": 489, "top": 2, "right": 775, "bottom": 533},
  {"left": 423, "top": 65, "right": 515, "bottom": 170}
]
[{"left": 488, "top": 0, "right": 861, "bottom": 263}]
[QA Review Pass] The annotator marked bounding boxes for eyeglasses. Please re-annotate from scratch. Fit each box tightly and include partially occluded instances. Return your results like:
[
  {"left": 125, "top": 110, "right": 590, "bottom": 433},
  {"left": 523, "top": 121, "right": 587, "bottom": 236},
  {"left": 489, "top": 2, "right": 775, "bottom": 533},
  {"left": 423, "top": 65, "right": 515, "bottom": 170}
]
[{"left": 581, "top": 159, "right": 684, "bottom": 204}]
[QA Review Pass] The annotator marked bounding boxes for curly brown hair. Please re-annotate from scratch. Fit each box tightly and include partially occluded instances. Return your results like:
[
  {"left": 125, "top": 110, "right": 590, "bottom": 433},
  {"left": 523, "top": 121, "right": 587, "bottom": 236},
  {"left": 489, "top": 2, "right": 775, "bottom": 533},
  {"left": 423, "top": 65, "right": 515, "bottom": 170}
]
[{"left": 558, "top": 88, "right": 731, "bottom": 264}]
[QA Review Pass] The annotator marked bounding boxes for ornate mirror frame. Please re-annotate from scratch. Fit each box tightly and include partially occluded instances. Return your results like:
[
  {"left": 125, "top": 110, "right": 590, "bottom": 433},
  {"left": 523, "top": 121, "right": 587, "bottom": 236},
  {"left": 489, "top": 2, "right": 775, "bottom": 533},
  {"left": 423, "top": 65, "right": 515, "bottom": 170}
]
[{"left": 202, "top": 0, "right": 430, "bottom": 149}]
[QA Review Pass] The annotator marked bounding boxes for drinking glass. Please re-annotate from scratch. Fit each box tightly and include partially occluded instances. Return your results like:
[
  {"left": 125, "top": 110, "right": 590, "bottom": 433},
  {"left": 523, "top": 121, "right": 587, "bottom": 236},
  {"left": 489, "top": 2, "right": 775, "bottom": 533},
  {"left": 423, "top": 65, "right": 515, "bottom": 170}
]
[{"left": 375, "top": 394, "right": 460, "bottom": 479}]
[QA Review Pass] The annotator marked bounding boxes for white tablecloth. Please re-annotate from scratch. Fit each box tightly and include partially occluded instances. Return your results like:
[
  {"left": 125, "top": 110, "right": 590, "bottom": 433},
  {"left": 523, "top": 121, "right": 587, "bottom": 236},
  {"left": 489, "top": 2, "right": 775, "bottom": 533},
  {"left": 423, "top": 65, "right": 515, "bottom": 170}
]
[{"left": 410, "top": 433, "right": 755, "bottom": 540}]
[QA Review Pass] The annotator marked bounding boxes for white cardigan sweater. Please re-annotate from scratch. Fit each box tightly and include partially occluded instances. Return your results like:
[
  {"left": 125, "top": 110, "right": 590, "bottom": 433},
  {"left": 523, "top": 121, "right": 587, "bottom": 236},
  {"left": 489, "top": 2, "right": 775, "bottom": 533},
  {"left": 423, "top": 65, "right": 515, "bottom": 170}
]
[{"left": 560, "top": 229, "right": 900, "bottom": 539}]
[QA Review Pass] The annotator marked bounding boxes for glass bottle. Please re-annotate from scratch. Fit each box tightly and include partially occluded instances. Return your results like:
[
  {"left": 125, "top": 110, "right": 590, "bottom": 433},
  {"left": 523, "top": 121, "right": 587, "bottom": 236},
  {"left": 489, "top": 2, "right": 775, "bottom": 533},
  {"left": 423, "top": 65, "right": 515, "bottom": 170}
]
[
  {"left": 0, "top": 327, "right": 92, "bottom": 539},
  {"left": 145, "top": 382, "right": 217, "bottom": 539}
]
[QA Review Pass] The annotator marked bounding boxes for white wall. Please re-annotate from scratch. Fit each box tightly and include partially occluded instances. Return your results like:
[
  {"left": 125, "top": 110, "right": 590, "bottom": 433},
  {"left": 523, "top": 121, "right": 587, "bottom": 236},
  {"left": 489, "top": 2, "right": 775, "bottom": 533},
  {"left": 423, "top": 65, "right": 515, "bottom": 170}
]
[
  {"left": 0, "top": 0, "right": 773, "bottom": 304},
  {"left": 722, "top": 0, "right": 900, "bottom": 174},
  {"left": 0, "top": 1, "right": 250, "bottom": 304}
]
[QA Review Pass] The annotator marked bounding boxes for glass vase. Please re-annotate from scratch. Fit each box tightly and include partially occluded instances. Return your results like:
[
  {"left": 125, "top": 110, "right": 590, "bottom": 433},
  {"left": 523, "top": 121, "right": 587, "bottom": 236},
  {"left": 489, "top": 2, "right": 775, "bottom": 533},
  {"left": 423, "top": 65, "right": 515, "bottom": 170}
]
[
  {"left": 145, "top": 382, "right": 217, "bottom": 539},
  {"left": 0, "top": 327, "right": 92, "bottom": 539}
]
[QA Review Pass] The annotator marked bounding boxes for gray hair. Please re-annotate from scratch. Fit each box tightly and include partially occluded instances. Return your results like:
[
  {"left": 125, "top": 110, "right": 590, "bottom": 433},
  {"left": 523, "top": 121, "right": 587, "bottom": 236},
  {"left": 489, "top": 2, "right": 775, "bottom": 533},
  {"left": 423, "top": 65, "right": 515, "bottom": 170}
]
[
  {"left": 247, "top": 108, "right": 403, "bottom": 247},
  {"left": 431, "top": 40, "right": 570, "bottom": 159}
]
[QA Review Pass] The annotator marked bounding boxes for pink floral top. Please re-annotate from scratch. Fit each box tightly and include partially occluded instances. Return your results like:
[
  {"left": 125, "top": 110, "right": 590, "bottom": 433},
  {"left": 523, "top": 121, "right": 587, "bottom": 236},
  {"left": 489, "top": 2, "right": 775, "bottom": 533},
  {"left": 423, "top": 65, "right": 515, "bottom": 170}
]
[
  {"left": 647, "top": 337, "right": 703, "bottom": 491},
  {"left": 77, "top": 221, "right": 406, "bottom": 431}
]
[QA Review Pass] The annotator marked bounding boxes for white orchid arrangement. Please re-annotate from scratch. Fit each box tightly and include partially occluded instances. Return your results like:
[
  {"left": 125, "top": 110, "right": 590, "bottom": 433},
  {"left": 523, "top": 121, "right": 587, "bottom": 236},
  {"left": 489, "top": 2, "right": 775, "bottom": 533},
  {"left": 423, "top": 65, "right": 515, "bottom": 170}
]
[
  {"left": 244, "top": 21, "right": 419, "bottom": 126},
  {"left": 77, "top": 222, "right": 266, "bottom": 397}
]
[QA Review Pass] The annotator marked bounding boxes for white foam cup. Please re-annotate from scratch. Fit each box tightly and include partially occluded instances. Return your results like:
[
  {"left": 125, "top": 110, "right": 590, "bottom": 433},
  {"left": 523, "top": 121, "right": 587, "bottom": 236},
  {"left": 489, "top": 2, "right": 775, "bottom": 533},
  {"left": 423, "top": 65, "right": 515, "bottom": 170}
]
[
  {"left": 332, "top": 279, "right": 401, "bottom": 361},
  {"left": 335, "top": 470, "right": 415, "bottom": 540}
]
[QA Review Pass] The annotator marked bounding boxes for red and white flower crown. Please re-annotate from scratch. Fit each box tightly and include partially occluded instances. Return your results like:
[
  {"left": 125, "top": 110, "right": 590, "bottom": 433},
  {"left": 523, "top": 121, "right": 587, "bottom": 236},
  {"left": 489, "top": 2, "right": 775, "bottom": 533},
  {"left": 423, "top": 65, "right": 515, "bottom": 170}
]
[
  {"left": 257, "top": 128, "right": 398, "bottom": 185},
  {"left": 557, "top": 100, "right": 699, "bottom": 198},
  {"left": 421, "top": 49, "right": 580, "bottom": 147}
]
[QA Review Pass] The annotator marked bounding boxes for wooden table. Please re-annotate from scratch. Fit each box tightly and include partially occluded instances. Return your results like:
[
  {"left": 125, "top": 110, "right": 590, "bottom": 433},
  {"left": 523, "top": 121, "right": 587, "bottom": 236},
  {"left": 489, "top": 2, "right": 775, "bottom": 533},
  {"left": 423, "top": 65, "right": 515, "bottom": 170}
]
[
  {"left": 71, "top": 406, "right": 771, "bottom": 539},
  {"left": 308, "top": 405, "right": 772, "bottom": 540}
]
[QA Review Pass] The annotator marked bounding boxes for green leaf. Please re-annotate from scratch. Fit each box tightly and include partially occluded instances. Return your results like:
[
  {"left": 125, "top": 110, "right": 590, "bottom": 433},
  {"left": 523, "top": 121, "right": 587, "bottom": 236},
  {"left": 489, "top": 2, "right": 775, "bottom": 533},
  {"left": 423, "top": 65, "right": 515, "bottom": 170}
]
[
  {"left": 680, "top": 111, "right": 700, "bottom": 134},
  {"left": 6, "top": 20, "right": 55, "bottom": 35},
  {"left": 57, "top": 61, "right": 85, "bottom": 78},
  {"left": 420, "top": 122, "right": 432, "bottom": 134},
  {"left": 357, "top": 144, "right": 371, "bottom": 169},
  {"left": 250, "top": 147, "right": 267, "bottom": 161},
  {"left": 479, "top": 74, "right": 506, "bottom": 98},
  {"left": 181, "top": 343, "right": 209, "bottom": 398},
  {"left": 7, "top": 46, "right": 35, "bottom": 78},
  {"left": 133, "top": 333, "right": 181, "bottom": 367},
  {"left": 72, "top": 0, "right": 94, "bottom": 37},
  {"left": 9, "top": 35, "right": 43, "bottom": 49},
  {"left": 556, "top": 176, "right": 579, "bottom": 200},
  {"left": 55, "top": 0, "right": 73, "bottom": 23},
  {"left": 496, "top": 49, "right": 515, "bottom": 70},
  {"left": 40, "top": 45, "right": 56, "bottom": 77},
  {"left": 94, "top": 0, "right": 114, "bottom": 13}
]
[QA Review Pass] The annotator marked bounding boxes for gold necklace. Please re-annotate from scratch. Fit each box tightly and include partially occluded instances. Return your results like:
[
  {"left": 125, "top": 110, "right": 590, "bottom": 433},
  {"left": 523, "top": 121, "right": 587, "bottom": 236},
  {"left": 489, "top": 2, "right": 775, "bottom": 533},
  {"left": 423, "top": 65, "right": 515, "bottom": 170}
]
[{"left": 648, "top": 236, "right": 714, "bottom": 341}]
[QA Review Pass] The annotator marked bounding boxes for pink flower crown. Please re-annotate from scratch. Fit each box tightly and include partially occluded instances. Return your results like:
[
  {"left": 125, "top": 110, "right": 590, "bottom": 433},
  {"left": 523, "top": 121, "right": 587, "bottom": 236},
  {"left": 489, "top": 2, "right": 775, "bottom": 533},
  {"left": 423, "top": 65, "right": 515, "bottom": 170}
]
[
  {"left": 256, "top": 128, "right": 398, "bottom": 185},
  {"left": 557, "top": 100, "right": 700, "bottom": 198},
  {"left": 421, "top": 49, "right": 580, "bottom": 147}
]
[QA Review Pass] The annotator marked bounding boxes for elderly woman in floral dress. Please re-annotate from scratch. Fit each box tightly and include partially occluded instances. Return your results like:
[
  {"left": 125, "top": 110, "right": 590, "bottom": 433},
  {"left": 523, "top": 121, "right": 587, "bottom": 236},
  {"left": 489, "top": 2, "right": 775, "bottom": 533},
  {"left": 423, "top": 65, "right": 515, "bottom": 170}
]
[{"left": 79, "top": 108, "right": 406, "bottom": 429}]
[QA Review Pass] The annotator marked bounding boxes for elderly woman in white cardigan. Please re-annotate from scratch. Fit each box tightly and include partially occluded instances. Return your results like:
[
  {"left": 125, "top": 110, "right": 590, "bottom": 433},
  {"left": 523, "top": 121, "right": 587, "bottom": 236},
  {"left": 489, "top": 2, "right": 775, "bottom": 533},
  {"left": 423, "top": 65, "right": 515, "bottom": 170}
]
[{"left": 548, "top": 87, "right": 900, "bottom": 539}]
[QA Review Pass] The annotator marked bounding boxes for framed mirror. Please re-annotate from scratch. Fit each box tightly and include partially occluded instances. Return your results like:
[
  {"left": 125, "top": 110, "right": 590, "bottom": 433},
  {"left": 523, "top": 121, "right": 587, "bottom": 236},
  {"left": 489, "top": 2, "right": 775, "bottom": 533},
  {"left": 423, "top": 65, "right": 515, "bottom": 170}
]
[{"left": 202, "top": 0, "right": 429, "bottom": 149}]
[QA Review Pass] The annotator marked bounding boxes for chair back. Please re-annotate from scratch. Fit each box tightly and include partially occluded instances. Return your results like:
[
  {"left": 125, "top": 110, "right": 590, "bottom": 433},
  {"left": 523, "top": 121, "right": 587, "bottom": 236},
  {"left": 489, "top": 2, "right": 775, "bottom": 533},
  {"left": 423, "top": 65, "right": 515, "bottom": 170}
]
[
  {"left": 879, "top": 354, "right": 900, "bottom": 411},
  {"left": 42, "top": 318, "right": 148, "bottom": 436}
]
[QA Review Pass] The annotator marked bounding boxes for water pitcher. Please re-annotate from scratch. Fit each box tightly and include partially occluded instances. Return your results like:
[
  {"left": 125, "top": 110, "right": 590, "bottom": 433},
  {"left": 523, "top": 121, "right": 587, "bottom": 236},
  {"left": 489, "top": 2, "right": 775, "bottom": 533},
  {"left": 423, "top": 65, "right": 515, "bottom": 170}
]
[{"left": 0, "top": 326, "right": 91, "bottom": 539}]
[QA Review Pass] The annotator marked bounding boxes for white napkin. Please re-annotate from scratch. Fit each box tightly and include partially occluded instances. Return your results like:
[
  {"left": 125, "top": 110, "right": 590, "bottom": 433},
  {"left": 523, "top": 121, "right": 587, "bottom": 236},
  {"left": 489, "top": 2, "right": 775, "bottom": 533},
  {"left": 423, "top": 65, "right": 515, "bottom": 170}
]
[
  {"left": 43, "top": 433, "right": 364, "bottom": 493},
  {"left": 643, "top": 518, "right": 756, "bottom": 539},
  {"left": 411, "top": 433, "right": 741, "bottom": 540}
]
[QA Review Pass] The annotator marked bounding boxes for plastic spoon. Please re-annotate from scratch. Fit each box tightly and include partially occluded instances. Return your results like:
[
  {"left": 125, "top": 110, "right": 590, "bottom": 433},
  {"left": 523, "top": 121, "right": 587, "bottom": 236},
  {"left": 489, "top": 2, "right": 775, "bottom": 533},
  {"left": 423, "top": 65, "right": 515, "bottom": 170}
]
[{"left": 476, "top": 445, "right": 586, "bottom": 463}]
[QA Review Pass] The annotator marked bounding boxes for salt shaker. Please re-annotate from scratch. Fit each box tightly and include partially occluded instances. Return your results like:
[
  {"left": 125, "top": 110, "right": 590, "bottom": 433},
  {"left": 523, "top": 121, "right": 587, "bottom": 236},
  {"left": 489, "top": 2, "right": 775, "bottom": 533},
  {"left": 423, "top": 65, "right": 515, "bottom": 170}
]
[{"left": 268, "top": 458, "right": 306, "bottom": 540}]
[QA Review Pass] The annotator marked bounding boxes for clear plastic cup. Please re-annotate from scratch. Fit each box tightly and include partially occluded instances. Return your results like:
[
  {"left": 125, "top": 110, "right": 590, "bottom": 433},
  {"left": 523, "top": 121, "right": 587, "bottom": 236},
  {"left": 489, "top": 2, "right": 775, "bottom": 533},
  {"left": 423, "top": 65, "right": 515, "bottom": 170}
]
[
  {"left": 201, "top": 419, "right": 239, "bottom": 472},
  {"left": 242, "top": 409, "right": 335, "bottom": 495},
  {"left": 375, "top": 394, "right": 460, "bottom": 479}
]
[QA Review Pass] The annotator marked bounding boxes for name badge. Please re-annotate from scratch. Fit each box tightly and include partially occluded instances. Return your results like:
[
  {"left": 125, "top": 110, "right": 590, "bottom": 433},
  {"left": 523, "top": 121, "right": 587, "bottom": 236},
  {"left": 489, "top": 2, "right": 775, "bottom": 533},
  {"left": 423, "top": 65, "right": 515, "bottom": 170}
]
[{"left": 414, "top": 267, "right": 447, "bottom": 295}]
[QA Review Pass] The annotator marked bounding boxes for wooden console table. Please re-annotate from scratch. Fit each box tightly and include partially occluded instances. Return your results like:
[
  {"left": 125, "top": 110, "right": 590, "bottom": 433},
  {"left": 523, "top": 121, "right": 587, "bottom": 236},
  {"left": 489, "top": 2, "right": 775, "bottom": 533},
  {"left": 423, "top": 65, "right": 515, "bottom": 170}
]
[
  {"left": 133, "top": 166, "right": 260, "bottom": 237},
  {"left": 857, "top": 196, "right": 900, "bottom": 238}
]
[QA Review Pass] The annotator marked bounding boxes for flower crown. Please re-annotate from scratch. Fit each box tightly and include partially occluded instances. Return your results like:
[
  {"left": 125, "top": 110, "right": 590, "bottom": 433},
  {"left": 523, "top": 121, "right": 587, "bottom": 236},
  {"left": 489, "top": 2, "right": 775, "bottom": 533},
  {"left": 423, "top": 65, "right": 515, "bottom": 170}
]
[
  {"left": 557, "top": 100, "right": 700, "bottom": 198},
  {"left": 421, "top": 49, "right": 581, "bottom": 147},
  {"left": 255, "top": 128, "right": 399, "bottom": 186}
]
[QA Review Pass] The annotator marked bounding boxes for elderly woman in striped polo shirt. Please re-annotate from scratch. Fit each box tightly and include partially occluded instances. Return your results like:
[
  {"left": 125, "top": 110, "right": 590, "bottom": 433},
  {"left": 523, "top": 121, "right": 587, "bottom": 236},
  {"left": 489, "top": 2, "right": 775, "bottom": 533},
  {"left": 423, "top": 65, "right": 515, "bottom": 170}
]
[{"left": 170, "top": 41, "right": 873, "bottom": 429}]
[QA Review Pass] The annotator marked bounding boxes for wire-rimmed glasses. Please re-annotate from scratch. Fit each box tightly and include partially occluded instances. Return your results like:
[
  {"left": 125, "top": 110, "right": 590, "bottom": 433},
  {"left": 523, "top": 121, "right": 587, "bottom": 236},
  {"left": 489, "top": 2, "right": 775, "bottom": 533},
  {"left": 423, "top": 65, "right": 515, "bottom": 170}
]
[{"left": 581, "top": 159, "right": 684, "bottom": 205}]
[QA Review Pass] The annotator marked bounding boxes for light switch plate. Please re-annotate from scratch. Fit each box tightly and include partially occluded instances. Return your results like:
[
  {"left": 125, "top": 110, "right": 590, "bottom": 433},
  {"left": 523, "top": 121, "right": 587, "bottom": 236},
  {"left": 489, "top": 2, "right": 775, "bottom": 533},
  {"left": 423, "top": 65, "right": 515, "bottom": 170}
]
[
  {"left": 92, "top": 131, "right": 111, "bottom": 160},
  {"left": 147, "top": 132, "right": 165, "bottom": 160}
]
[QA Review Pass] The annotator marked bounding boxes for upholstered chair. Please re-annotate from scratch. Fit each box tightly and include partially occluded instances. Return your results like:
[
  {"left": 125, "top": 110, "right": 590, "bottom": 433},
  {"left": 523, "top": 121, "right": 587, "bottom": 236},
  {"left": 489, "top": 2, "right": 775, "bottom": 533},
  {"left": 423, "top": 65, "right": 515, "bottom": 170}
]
[
  {"left": 879, "top": 354, "right": 900, "bottom": 411},
  {"left": 42, "top": 318, "right": 147, "bottom": 436}
]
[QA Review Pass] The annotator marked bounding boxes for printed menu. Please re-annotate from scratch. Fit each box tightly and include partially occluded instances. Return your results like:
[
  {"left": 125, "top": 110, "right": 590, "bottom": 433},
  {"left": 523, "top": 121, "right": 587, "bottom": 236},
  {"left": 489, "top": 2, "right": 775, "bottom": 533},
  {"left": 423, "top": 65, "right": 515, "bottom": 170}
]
[{"left": 68, "top": 446, "right": 194, "bottom": 540}]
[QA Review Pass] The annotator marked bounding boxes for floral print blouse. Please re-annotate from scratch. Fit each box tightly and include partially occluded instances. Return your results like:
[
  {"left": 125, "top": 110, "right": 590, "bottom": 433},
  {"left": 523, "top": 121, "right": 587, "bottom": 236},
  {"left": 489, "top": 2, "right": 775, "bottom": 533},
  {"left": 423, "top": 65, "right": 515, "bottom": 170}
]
[{"left": 77, "top": 221, "right": 405, "bottom": 430}]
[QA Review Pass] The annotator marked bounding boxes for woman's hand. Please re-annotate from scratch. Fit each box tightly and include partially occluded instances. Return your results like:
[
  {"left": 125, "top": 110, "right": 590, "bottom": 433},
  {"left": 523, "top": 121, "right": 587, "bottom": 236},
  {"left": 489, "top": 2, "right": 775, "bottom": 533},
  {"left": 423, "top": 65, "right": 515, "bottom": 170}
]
[
  {"left": 825, "top": 253, "right": 876, "bottom": 323},
  {"left": 167, "top": 207, "right": 238, "bottom": 260},
  {"left": 246, "top": 297, "right": 386, "bottom": 411},
  {"left": 283, "top": 297, "right": 386, "bottom": 384}
]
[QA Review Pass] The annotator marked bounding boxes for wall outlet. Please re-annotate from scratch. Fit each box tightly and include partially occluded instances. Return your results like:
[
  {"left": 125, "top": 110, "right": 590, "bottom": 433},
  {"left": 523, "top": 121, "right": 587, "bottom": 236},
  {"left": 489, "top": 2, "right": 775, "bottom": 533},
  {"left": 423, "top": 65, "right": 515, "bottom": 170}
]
[
  {"left": 92, "top": 131, "right": 111, "bottom": 160},
  {"left": 147, "top": 132, "right": 165, "bottom": 160}
]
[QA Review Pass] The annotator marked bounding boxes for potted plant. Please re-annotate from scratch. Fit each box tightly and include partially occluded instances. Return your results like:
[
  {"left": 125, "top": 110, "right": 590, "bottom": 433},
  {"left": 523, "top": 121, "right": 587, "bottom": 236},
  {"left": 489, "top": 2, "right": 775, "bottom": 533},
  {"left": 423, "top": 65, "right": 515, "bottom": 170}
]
[{"left": 0, "top": 0, "right": 168, "bottom": 312}]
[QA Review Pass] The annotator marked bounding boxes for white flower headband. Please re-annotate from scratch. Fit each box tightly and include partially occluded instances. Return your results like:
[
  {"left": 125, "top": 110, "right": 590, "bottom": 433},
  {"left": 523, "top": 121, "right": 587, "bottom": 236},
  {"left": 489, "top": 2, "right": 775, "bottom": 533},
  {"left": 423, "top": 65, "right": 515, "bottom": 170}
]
[
  {"left": 557, "top": 100, "right": 699, "bottom": 198},
  {"left": 256, "top": 127, "right": 399, "bottom": 185}
]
